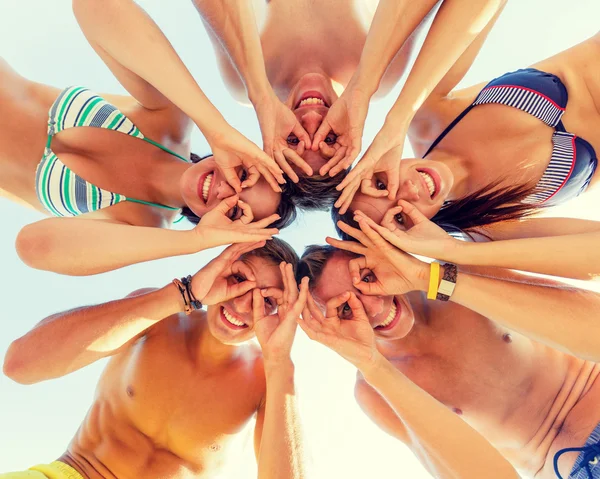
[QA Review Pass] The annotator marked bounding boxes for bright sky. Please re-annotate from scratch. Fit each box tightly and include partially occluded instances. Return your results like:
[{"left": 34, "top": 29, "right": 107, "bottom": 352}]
[{"left": 0, "top": 0, "right": 599, "bottom": 478}]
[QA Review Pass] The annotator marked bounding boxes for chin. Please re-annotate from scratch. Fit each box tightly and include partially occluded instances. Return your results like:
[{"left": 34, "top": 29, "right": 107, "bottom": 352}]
[{"left": 206, "top": 306, "right": 254, "bottom": 345}]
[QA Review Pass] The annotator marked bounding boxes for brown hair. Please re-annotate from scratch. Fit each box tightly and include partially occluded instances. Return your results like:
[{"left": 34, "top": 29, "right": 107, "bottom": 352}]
[
  {"left": 296, "top": 244, "right": 357, "bottom": 288},
  {"left": 284, "top": 169, "right": 349, "bottom": 211},
  {"left": 180, "top": 153, "right": 298, "bottom": 229},
  {"left": 331, "top": 181, "right": 544, "bottom": 239},
  {"left": 243, "top": 237, "right": 300, "bottom": 277}
]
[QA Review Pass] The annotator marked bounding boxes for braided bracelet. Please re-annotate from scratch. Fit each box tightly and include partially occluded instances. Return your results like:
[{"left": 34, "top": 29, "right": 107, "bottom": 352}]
[{"left": 172, "top": 276, "right": 202, "bottom": 315}]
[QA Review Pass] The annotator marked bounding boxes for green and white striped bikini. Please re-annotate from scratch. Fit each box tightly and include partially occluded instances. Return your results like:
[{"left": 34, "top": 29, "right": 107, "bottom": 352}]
[{"left": 35, "top": 86, "right": 189, "bottom": 217}]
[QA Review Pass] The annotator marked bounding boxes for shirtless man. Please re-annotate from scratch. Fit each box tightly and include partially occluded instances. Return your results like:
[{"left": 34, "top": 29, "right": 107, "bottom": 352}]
[
  {"left": 2, "top": 239, "right": 309, "bottom": 479},
  {"left": 296, "top": 210, "right": 600, "bottom": 479},
  {"left": 192, "top": 0, "right": 507, "bottom": 208}
]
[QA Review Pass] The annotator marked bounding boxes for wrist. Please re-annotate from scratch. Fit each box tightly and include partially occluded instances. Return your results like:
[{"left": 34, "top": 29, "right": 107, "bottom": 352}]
[
  {"left": 357, "top": 351, "right": 388, "bottom": 383},
  {"left": 264, "top": 358, "right": 294, "bottom": 377},
  {"left": 247, "top": 81, "right": 274, "bottom": 106},
  {"left": 413, "top": 262, "right": 431, "bottom": 293},
  {"left": 346, "top": 70, "right": 379, "bottom": 99}
]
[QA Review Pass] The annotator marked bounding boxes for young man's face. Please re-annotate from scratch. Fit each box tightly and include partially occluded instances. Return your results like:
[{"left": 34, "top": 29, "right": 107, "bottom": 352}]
[
  {"left": 312, "top": 251, "right": 416, "bottom": 340},
  {"left": 206, "top": 255, "right": 284, "bottom": 345},
  {"left": 284, "top": 73, "right": 340, "bottom": 174}
]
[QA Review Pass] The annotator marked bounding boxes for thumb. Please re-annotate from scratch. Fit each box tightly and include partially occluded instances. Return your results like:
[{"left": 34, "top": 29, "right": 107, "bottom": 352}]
[{"left": 214, "top": 195, "right": 239, "bottom": 215}]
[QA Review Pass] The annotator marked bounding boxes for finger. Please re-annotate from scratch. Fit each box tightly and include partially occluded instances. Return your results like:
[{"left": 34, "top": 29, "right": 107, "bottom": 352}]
[
  {"left": 248, "top": 214, "right": 281, "bottom": 229},
  {"left": 347, "top": 292, "right": 370, "bottom": 323},
  {"left": 306, "top": 294, "right": 326, "bottom": 324},
  {"left": 396, "top": 200, "right": 428, "bottom": 226},
  {"left": 296, "top": 140, "right": 306, "bottom": 157},
  {"left": 380, "top": 206, "right": 405, "bottom": 232},
  {"left": 297, "top": 311, "right": 319, "bottom": 340},
  {"left": 274, "top": 152, "right": 300, "bottom": 183},
  {"left": 254, "top": 152, "right": 286, "bottom": 185},
  {"left": 356, "top": 212, "right": 403, "bottom": 245},
  {"left": 328, "top": 148, "right": 356, "bottom": 177},
  {"left": 242, "top": 165, "right": 261, "bottom": 189},
  {"left": 325, "top": 291, "right": 350, "bottom": 318},
  {"left": 356, "top": 217, "right": 395, "bottom": 253},
  {"left": 312, "top": 119, "right": 331, "bottom": 151},
  {"left": 348, "top": 256, "right": 368, "bottom": 285},
  {"left": 386, "top": 167, "right": 400, "bottom": 199},
  {"left": 292, "top": 277, "right": 310, "bottom": 315},
  {"left": 325, "top": 236, "right": 368, "bottom": 255},
  {"left": 214, "top": 195, "right": 240, "bottom": 214},
  {"left": 252, "top": 288, "right": 264, "bottom": 320},
  {"left": 319, "top": 146, "right": 347, "bottom": 176},
  {"left": 224, "top": 241, "right": 266, "bottom": 262},
  {"left": 221, "top": 168, "right": 243, "bottom": 193},
  {"left": 283, "top": 148, "right": 313, "bottom": 176},
  {"left": 336, "top": 221, "right": 373, "bottom": 247},
  {"left": 231, "top": 260, "right": 257, "bottom": 281},
  {"left": 292, "top": 122, "right": 311, "bottom": 149},
  {"left": 261, "top": 287, "right": 284, "bottom": 302},
  {"left": 333, "top": 180, "right": 360, "bottom": 214},
  {"left": 279, "top": 262, "right": 290, "bottom": 302},
  {"left": 318, "top": 141, "right": 337, "bottom": 159},
  {"left": 255, "top": 163, "right": 283, "bottom": 192},
  {"left": 360, "top": 178, "right": 388, "bottom": 198},
  {"left": 336, "top": 165, "right": 362, "bottom": 191},
  {"left": 236, "top": 200, "right": 254, "bottom": 225}
]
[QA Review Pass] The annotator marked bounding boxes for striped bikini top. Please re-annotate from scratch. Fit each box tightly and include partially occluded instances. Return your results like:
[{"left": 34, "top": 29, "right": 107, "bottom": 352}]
[
  {"left": 36, "top": 86, "right": 189, "bottom": 217},
  {"left": 423, "top": 68, "right": 597, "bottom": 206}
]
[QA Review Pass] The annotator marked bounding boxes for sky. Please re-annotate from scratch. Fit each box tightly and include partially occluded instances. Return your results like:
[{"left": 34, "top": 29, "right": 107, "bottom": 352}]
[{"left": 0, "top": 0, "right": 599, "bottom": 478}]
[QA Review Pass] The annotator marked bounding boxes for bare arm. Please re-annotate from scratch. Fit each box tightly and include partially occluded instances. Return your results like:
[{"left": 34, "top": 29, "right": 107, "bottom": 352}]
[
  {"left": 72, "top": 0, "right": 228, "bottom": 133},
  {"left": 358, "top": 357, "right": 520, "bottom": 479},
  {"left": 254, "top": 362, "right": 305, "bottom": 479},
  {"left": 191, "top": 0, "right": 269, "bottom": 102},
  {"left": 3, "top": 286, "right": 181, "bottom": 384}
]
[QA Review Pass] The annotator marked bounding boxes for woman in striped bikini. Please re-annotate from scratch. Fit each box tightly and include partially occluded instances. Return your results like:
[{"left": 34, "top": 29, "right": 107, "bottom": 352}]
[
  {"left": 332, "top": 28, "right": 600, "bottom": 243},
  {"left": 0, "top": 0, "right": 297, "bottom": 277}
]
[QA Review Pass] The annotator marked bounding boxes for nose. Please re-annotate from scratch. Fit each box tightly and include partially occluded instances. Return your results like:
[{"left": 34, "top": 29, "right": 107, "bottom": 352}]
[
  {"left": 300, "top": 110, "right": 324, "bottom": 137},
  {"left": 358, "top": 294, "right": 384, "bottom": 321},
  {"left": 232, "top": 290, "right": 253, "bottom": 314},
  {"left": 216, "top": 181, "right": 236, "bottom": 200},
  {"left": 396, "top": 180, "right": 420, "bottom": 202}
]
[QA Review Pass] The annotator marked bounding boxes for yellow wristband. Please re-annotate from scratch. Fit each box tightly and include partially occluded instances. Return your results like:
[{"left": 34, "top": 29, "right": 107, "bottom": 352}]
[{"left": 427, "top": 262, "right": 440, "bottom": 300}]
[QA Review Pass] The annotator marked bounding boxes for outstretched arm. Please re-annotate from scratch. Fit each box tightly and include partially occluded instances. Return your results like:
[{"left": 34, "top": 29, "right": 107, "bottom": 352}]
[
  {"left": 334, "top": 217, "right": 600, "bottom": 363},
  {"left": 15, "top": 200, "right": 278, "bottom": 276},
  {"left": 299, "top": 293, "right": 518, "bottom": 479},
  {"left": 3, "top": 286, "right": 179, "bottom": 384}
]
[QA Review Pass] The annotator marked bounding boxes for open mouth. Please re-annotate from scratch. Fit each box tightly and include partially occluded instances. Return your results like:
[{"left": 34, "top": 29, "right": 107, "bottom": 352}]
[
  {"left": 416, "top": 169, "right": 439, "bottom": 199},
  {"left": 374, "top": 299, "right": 401, "bottom": 331},
  {"left": 220, "top": 306, "right": 248, "bottom": 330},
  {"left": 198, "top": 172, "right": 214, "bottom": 203},
  {"left": 294, "top": 91, "right": 329, "bottom": 109}
]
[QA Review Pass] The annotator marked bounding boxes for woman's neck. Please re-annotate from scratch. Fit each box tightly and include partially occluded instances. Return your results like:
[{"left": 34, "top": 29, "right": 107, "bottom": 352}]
[
  {"left": 426, "top": 149, "right": 473, "bottom": 201},
  {"left": 148, "top": 156, "right": 190, "bottom": 208}
]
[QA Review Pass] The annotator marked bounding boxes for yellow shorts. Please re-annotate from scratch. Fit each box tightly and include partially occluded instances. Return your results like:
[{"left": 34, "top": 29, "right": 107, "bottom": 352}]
[{"left": 0, "top": 462, "right": 83, "bottom": 479}]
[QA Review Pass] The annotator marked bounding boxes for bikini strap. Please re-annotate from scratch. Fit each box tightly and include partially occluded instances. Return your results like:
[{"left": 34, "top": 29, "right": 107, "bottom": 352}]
[
  {"left": 142, "top": 137, "right": 189, "bottom": 162},
  {"left": 126, "top": 198, "right": 180, "bottom": 210},
  {"left": 422, "top": 105, "right": 476, "bottom": 158},
  {"left": 553, "top": 443, "right": 600, "bottom": 478}
]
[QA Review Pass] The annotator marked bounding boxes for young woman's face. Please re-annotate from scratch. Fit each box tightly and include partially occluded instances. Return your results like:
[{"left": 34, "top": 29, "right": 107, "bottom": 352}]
[
  {"left": 180, "top": 157, "right": 281, "bottom": 220},
  {"left": 350, "top": 156, "right": 454, "bottom": 228}
]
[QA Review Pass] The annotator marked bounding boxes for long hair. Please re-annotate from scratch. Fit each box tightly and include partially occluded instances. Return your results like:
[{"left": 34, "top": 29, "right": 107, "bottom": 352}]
[
  {"left": 180, "top": 153, "right": 297, "bottom": 229},
  {"left": 331, "top": 180, "right": 544, "bottom": 240}
]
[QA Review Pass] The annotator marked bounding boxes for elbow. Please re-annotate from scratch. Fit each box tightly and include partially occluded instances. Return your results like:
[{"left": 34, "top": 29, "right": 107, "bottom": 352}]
[
  {"left": 3, "top": 340, "right": 39, "bottom": 385},
  {"left": 15, "top": 223, "right": 54, "bottom": 271}
]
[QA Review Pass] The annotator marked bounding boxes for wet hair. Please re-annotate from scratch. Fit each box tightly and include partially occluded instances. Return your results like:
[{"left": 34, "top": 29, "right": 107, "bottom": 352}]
[
  {"left": 242, "top": 237, "right": 300, "bottom": 277},
  {"left": 330, "top": 180, "right": 544, "bottom": 240},
  {"left": 284, "top": 169, "right": 349, "bottom": 211},
  {"left": 180, "top": 153, "right": 297, "bottom": 229},
  {"left": 296, "top": 244, "right": 356, "bottom": 289}
]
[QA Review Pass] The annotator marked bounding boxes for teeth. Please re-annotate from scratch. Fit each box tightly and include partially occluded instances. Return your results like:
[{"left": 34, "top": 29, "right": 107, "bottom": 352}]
[
  {"left": 222, "top": 307, "right": 246, "bottom": 327},
  {"left": 202, "top": 173, "right": 213, "bottom": 202},
  {"left": 419, "top": 171, "right": 436, "bottom": 197},
  {"left": 376, "top": 301, "right": 397, "bottom": 329},
  {"left": 299, "top": 97, "right": 325, "bottom": 107}
]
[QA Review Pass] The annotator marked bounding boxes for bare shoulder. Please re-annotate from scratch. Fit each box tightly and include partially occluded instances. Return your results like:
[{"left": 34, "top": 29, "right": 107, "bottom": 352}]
[{"left": 354, "top": 372, "right": 409, "bottom": 443}]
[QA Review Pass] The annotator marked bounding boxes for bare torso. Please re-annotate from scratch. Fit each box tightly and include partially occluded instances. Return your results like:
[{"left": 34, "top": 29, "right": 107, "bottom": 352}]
[
  {"left": 357, "top": 294, "right": 600, "bottom": 478},
  {"left": 409, "top": 37, "right": 600, "bottom": 198},
  {"left": 58, "top": 313, "right": 266, "bottom": 479},
  {"left": 0, "top": 59, "right": 191, "bottom": 220},
  {"left": 209, "top": 0, "right": 425, "bottom": 102}
]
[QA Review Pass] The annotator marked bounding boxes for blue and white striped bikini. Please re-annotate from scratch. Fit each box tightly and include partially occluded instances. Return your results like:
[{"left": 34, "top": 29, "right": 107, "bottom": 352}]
[
  {"left": 423, "top": 68, "right": 597, "bottom": 207},
  {"left": 36, "top": 86, "right": 189, "bottom": 217}
]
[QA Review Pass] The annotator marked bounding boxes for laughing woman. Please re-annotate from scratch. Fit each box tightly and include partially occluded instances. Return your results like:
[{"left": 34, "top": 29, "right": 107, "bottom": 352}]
[
  {"left": 334, "top": 27, "right": 600, "bottom": 236},
  {"left": 2, "top": 0, "right": 297, "bottom": 277}
]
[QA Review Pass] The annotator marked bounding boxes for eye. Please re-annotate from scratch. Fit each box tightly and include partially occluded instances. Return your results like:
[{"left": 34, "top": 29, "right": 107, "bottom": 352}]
[
  {"left": 338, "top": 302, "right": 353, "bottom": 320},
  {"left": 394, "top": 213, "right": 404, "bottom": 225},
  {"left": 376, "top": 179, "right": 387, "bottom": 191},
  {"left": 232, "top": 274, "right": 246, "bottom": 283},
  {"left": 287, "top": 134, "right": 300, "bottom": 146},
  {"left": 324, "top": 132, "right": 338, "bottom": 145},
  {"left": 361, "top": 270, "right": 376, "bottom": 283},
  {"left": 239, "top": 168, "right": 248, "bottom": 182},
  {"left": 228, "top": 204, "right": 240, "bottom": 221}
]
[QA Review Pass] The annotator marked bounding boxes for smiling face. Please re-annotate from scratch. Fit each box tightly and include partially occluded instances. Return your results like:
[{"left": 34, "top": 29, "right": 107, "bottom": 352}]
[
  {"left": 206, "top": 255, "right": 284, "bottom": 345},
  {"left": 179, "top": 156, "right": 281, "bottom": 221},
  {"left": 312, "top": 252, "right": 415, "bottom": 340},
  {"left": 350, "top": 156, "right": 455, "bottom": 228},
  {"left": 284, "top": 73, "right": 340, "bottom": 174}
]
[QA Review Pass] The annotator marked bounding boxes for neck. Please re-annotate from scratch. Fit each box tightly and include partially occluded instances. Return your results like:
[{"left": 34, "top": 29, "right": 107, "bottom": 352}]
[
  {"left": 150, "top": 157, "right": 190, "bottom": 208},
  {"left": 426, "top": 149, "right": 472, "bottom": 201},
  {"left": 273, "top": 63, "right": 336, "bottom": 101},
  {"left": 190, "top": 314, "right": 242, "bottom": 368}
]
